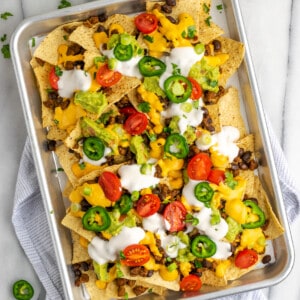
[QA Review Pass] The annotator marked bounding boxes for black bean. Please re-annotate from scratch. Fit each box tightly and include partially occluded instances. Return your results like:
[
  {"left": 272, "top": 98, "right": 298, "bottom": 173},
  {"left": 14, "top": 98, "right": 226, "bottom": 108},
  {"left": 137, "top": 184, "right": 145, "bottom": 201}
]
[
  {"left": 262, "top": 255, "right": 271, "bottom": 264},
  {"left": 162, "top": 4, "right": 173, "bottom": 14},
  {"left": 166, "top": 0, "right": 176, "bottom": 6},
  {"left": 212, "top": 39, "right": 221, "bottom": 51}
]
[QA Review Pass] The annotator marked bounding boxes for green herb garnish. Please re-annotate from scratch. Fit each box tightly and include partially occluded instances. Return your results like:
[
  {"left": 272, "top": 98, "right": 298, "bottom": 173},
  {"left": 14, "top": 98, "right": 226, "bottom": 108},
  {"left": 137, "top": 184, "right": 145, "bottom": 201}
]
[
  {"left": 58, "top": 0, "right": 72, "bottom": 9},
  {"left": 1, "top": 12, "right": 13, "bottom": 20},
  {"left": 137, "top": 101, "right": 151, "bottom": 113},
  {"left": 1, "top": 44, "right": 10, "bottom": 58}
]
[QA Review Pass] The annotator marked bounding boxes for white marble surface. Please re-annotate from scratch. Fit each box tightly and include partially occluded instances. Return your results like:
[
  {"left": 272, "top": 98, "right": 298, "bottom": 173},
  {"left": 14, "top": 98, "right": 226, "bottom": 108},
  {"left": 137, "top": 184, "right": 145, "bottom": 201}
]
[{"left": 0, "top": 0, "right": 299, "bottom": 299}]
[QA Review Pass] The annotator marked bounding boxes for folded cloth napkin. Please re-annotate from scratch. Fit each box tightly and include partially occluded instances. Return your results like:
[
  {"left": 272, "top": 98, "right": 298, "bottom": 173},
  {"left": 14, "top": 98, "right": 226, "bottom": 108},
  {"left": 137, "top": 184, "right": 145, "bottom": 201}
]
[{"left": 11, "top": 112, "right": 300, "bottom": 300}]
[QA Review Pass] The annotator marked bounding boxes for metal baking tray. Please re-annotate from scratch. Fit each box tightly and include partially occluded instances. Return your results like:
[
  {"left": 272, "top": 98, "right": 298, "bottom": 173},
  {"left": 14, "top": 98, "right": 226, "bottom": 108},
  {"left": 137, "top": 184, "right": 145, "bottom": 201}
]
[{"left": 10, "top": 0, "right": 294, "bottom": 299}]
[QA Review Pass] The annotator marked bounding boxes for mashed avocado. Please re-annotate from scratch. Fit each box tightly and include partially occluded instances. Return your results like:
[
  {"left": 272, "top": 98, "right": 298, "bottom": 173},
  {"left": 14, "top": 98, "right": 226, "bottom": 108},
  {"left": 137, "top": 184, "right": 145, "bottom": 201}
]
[
  {"left": 130, "top": 135, "right": 149, "bottom": 165},
  {"left": 189, "top": 58, "right": 220, "bottom": 92},
  {"left": 104, "top": 209, "right": 137, "bottom": 236},
  {"left": 225, "top": 216, "right": 242, "bottom": 242},
  {"left": 74, "top": 91, "right": 107, "bottom": 115},
  {"left": 93, "top": 261, "right": 109, "bottom": 282},
  {"left": 143, "top": 77, "right": 166, "bottom": 97},
  {"left": 80, "top": 117, "right": 119, "bottom": 154}
]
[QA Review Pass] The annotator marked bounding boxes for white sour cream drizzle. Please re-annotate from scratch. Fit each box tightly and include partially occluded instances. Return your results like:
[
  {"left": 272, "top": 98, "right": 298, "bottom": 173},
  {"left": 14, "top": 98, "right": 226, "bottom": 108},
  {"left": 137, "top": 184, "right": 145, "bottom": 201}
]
[
  {"left": 192, "top": 207, "right": 232, "bottom": 259},
  {"left": 82, "top": 147, "right": 112, "bottom": 166},
  {"left": 159, "top": 47, "right": 204, "bottom": 89},
  {"left": 142, "top": 213, "right": 167, "bottom": 233},
  {"left": 118, "top": 164, "right": 160, "bottom": 193},
  {"left": 162, "top": 99, "right": 204, "bottom": 134},
  {"left": 193, "top": 207, "right": 228, "bottom": 240},
  {"left": 101, "top": 48, "right": 142, "bottom": 79},
  {"left": 88, "top": 226, "right": 145, "bottom": 264},
  {"left": 57, "top": 69, "right": 91, "bottom": 98},
  {"left": 196, "top": 126, "right": 240, "bottom": 163},
  {"left": 182, "top": 179, "right": 205, "bottom": 208}
]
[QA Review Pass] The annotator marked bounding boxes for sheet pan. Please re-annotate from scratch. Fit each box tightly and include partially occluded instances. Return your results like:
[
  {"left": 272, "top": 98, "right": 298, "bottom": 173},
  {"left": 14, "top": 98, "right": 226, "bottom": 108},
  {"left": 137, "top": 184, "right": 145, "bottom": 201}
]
[{"left": 11, "top": 0, "right": 294, "bottom": 299}]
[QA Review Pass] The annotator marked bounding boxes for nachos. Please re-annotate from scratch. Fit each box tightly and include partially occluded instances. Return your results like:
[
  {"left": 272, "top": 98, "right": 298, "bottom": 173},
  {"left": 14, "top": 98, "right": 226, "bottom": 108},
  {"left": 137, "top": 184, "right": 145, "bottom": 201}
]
[{"left": 31, "top": 0, "right": 284, "bottom": 299}]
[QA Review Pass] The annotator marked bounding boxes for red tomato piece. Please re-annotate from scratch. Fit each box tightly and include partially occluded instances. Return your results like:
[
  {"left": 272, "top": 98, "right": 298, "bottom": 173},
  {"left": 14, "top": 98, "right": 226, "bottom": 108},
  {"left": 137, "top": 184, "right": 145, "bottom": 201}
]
[
  {"left": 98, "top": 171, "right": 122, "bottom": 202},
  {"left": 134, "top": 13, "right": 158, "bottom": 34},
  {"left": 208, "top": 169, "right": 225, "bottom": 185},
  {"left": 136, "top": 194, "right": 161, "bottom": 217},
  {"left": 188, "top": 77, "right": 202, "bottom": 100},
  {"left": 235, "top": 249, "right": 258, "bottom": 269},
  {"left": 121, "top": 244, "right": 150, "bottom": 267},
  {"left": 49, "top": 67, "right": 59, "bottom": 90},
  {"left": 96, "top": 64, "right": 122, "bottom": 87},
  {"left": 163, "top": 201, "right": 187, "bottom": 232},
  {"left": 119, "top": 106, "right": 137, "bottom": 116},
  {"left": 124, "top": 112, "right": 148, "bottom": 135},
  {"left": 180, "top": 274, "right": 202, "bottom": 292},
  {"left": 187, "top": 153, "right": 212, "bottom": 180}
]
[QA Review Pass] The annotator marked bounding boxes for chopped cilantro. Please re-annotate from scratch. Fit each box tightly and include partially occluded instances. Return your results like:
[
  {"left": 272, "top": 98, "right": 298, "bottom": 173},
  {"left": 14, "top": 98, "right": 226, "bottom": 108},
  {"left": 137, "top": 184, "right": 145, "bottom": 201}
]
[
  {"left": 171, "top": 63, "right": 181, "bottom": 75},
  {"left": 216, "top": 4, "right": 223, "bottom": 11},
  {"left": 203, "top": 3, "right": 210, "bottom": 13},
  {"left": 182, "top": 25, "right": 196, "bottom": 39},
  {"left": 1, "top": 44, "right": 10, "bottom": 58},
  {"left": 57, "top": 167, "right": 64, "bottom": 172},
  {"left": 55, "top": 65, "right": 63, "bottom": 76},
  {"left": 1, "top": 12, "right": 13, "bottom": 20},
  {"left": 137, "top": 101, "right": 151, "bottom": 113},
  {"left": 205, "top": 16, "right": 212, "bottom": 26},
  {"left": 97, "top": 110, "right": 113, "bottom": 125},
  {"left": 143, "top": 35, "right": 154, "bottom": 43},
  {"left": 58, "top": 0, "right": 72, "bottom": 9},
  {"left": 63, "top": 35, "right": 68, "bottom": 41}
]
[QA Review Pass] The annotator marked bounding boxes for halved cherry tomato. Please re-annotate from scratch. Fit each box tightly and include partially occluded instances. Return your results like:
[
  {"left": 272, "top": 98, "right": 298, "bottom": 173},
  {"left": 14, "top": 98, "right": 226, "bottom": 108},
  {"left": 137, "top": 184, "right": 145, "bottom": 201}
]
[
  {"left": 49, "top": 67, "right": 59, "bottom": 90},
  {"left": 187, "top": 153, "right": 212, "bottom": 180},
  {"left": 208, "top": 169, "right": 225, "bottom": 185},
  {"left": 124, "top": 112, "right": 148, "bottom": 135},
  {"left": 121, "top": 244, "right": 150, "bottom": 267},
  {"left": 134, "top": 13, "right": 158, "bottom": 34},
  {"left": 163, "top": 201, "right": 187, "bottom": 232},
  {"left": 188, "top": 77, "right": 202, "bottom": 100},
  {"left": 180, "top": 274, "right": 202, "bottom": 292},
  {"left": 136, "top": 194, "right": 161, "bottom": 217},
  {"left": 96, "top": 64, "right": 122, "bottom": 87},
  {"left": 235, "top": 249, "right": 258, "bottom": 269},
  {"left": 98, "top": 171, "right": 122, "bottom": 202}
]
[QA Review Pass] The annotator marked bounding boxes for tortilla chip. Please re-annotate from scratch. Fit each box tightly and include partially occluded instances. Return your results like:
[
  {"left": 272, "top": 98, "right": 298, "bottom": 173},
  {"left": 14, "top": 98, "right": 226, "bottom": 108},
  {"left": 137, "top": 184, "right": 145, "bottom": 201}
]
[
  {"left": 237, "top": 134, "right": 255, "bottom": 153},
  {"left": 217, "top": 37, "right": 245, "bottom": 86},
  {"left": 68, "top": 24, "right": 99, "bottom": 54},
  {"left": 30, "top": 60, "right": 53, "bottom": 127},
  {"left": 106, "top": 76, "right": 141, "bottom": 106},
  {"left": 71, "top": 231, "right": 90, "bottom": 264},
  {"left": 201, "top": 269, "right": 227, "bottom": 287},
  {"left": 217, "top": 87, "right": 247, "bottom": 138},
  {"left": 253, "top": 177, "right": 284, "bottom": 239},
  {"left": 64, "top": 120, "right": 82, "bottom": 152},
  {"left": 224, "top": 256, "right": 263, "bottom": 281},
  {"left": 61, "top": 213, "right": 96, "bottom": 242},
  {"left": 104, "top": 14, "right": 136, "bottom": 35},
  {"left": 197, "top": 0, "right": 224, "bottom": 44},
  {"left": 84, "top": 270, "right": 107, "bottom": 299},
  {"left": 33, "top": 22, "right": 82, "bottom": 65},
  {"left": 205, "top": 103, "right": 221, "bottom": 132},
  {"left": 120, "top": 265, "right": 180, "bottom": 291},
  {"left": 106, "top": 280, "right": 166, "bottom": 299},
  {"left": 47, "top": 126, "right": 68, "bottom": 141}
]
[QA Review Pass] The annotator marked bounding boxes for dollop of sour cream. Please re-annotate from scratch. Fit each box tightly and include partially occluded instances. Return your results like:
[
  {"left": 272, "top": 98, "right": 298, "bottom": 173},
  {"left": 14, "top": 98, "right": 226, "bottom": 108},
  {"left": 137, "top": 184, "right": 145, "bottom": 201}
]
[
  {"left": 118, "top": 164, "right": 160, "bottom": 193},
  {"left": 58, "top": 69, "right": 91, "bottom": 98},
  {"left": 159, "top": 47, "right": 204, "bottom": 89},
  {"left": 142, "top": 213, "right": 166, "bottom": 233},
  {"left": 182, "top": 179, "right": 205, "bottom": 208},
  {"left": 88, "top": 226, "right": 145, "bottom": 265},
  {"left": 162, "top": 99, "right": 204, "bottom": 134},
  {"left": 101, "top": 48, "right": 142, "bottom": 79},
  {"left": 196, "top": 126, "right": 240, "bottom": 163}
]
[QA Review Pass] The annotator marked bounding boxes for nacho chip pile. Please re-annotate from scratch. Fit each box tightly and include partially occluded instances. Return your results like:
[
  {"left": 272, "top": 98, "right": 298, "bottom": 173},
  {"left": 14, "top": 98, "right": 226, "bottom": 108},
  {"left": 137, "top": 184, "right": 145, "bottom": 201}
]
[{"left": 31, "top": 0, "right": 284, "bottom": 299}]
